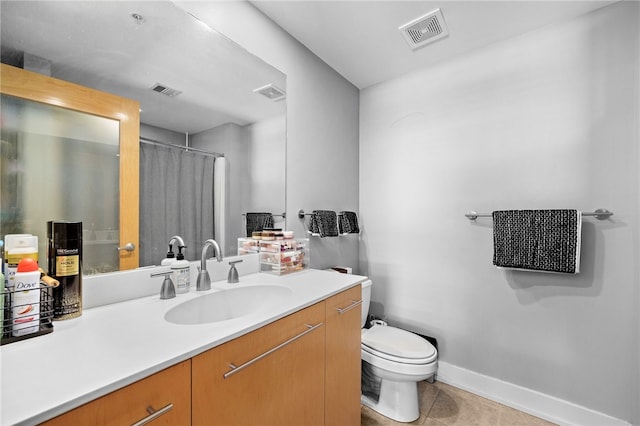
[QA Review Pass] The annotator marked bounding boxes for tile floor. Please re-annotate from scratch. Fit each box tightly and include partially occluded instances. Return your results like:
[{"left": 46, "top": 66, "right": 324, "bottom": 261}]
[{"left": 361, "top": 380, "right": 557, "bottom": 426}]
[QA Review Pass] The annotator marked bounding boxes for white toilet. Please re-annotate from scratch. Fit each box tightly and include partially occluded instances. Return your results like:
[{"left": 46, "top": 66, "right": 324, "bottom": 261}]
[{"left": 360, "top": 279, "right": 438, "bottom": 422}]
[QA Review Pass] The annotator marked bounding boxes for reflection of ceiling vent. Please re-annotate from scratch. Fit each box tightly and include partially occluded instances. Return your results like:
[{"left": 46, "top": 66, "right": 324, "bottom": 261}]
[
  {"left": 253, "top": 84, "right": 286, "bottom": 101},
  {"left": 151, "top": 83, "right": 182, "bottom": 97},
  {"left": 399, "top": 8, "right": 449, "bottom": 50}
]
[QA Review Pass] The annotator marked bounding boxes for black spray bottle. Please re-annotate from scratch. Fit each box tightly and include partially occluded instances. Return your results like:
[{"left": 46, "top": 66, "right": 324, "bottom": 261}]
[{"left": 48, "top": 221, "right": 83, "bottom": 320}]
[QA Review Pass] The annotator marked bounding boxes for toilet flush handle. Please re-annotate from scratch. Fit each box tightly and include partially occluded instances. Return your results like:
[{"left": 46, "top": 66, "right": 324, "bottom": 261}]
[{"left": 335, "top": 299, "right": 362, "bottom": 315}]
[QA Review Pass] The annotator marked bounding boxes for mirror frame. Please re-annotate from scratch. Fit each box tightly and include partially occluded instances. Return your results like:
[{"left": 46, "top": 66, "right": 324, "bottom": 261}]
[{"left": 1, "top": 63, "right": 140, "bottom": 270}]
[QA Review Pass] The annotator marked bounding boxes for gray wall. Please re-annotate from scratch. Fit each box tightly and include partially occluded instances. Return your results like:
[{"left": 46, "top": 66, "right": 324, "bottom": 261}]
[
  {"left": 140, "top": 123, "right": 185, "bottom": 146},
  {"left": 191, "top": 123, "right": 248, "bottom": 255},
  {"left": 176, "top": 0, "right": 639, "bottom": 423},
  {"left": 359, "top": 2, "right": 639, "bottom": 423},
  {"left": 246, "top": 114, "right": 287, "bottom": 224},
  {"left": 176, "top": 1, "right": 361, "bottom": 273}
]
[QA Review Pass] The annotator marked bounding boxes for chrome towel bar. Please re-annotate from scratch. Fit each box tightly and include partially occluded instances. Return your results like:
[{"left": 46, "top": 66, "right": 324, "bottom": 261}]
[
  {"left": 465, "top": 208, "right": 613, "bottom": 221},
  {"left": 242, "top": 212, "right": 286, "bottom": 218}
]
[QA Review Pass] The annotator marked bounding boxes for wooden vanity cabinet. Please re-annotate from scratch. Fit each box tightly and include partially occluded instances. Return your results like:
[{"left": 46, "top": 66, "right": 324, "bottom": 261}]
[
  {"left": 41, "top": 360, "right": 191, "bottom": 426},
  {"left": 38, "top": 285, "right": 362, "bottom": 426},
  {"left": 192, "top": 301, "right": 326, "bottom": 426},
  {"left": 325, "top": 284, "right": 362, "bottom": 426}
]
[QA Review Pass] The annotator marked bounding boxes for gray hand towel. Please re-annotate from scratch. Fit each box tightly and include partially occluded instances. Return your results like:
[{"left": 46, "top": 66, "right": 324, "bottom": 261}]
[
  {"left": 307, "top": 213, "right": 320, "bottom": 236},
  {"left": 312, "top": 210, "right": 338, "bottom": 237},
  {"left": 245, "top": 212, "right": 274, "bottom": 236},
  {"left": 492, "top": 209, "right": 582, "bottom": 274},
  {"left": 338, "top": 211, "right": 360, "bottom": 235}
]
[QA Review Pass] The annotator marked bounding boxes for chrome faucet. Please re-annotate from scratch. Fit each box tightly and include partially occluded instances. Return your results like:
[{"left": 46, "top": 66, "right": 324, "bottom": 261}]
[
  {"left": 167, "top": 235, "right": 186, "bottom": 257},
  {"left": 169, "top": 235, "right": 185, "bottom": 247},
  {"left": 196, "top": 239, "right": 223, "bottom": 291}
]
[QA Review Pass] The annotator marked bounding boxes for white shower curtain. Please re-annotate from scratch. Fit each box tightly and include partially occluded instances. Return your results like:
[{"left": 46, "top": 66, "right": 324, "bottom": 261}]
[
  {"left": 213, "top": 156, "right": 228, "bottom": 257},
  {"left": 139, "top": 142, "right": 217, "bottom": 265}
]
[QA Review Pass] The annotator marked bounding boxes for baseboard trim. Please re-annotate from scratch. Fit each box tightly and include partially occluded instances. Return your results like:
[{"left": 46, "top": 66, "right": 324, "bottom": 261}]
[{"left": 436, "top": 361, "right": 630, "bottom": 426}]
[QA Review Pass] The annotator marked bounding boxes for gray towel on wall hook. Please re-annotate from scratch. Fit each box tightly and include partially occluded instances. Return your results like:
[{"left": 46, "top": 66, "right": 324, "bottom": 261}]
[
  {"left": 307, "top": 213, "right": 320, "bottom": 236},
  {"left": 245, "top": 212, "right": 274, "bottom": 236}
]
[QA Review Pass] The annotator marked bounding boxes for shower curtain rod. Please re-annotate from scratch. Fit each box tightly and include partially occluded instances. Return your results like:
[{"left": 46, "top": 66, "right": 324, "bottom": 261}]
[{"left": 140, "top": 136, "right": 224, "bottom": 158}]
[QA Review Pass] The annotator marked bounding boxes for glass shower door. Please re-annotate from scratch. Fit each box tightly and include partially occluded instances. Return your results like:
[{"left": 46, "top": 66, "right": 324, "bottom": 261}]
[{"left": 1, "top": 94, "right": 120, "bottom": 274}]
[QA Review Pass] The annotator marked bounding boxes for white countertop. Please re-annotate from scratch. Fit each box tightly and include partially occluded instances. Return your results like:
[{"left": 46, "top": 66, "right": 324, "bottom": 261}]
[{"left": 0, "top": 269, "right": 366, "bottom": 426}]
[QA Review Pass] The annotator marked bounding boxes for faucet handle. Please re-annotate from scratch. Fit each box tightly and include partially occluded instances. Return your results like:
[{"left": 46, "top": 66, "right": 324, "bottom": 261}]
[
  {"left": 151, "top": 271, "right": 176, "bottom": 299},
  {"left": 227, "top": 260, "right": 243, "bottom": 283}
]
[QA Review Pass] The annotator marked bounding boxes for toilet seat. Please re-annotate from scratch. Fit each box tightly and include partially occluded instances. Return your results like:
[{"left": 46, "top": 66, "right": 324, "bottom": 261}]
[{"left": 361, "top": 325, "right": 437, "bottom": 365}]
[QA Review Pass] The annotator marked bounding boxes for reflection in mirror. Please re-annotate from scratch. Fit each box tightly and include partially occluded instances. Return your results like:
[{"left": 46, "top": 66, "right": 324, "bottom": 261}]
[
  {"left": 1, "top": 95, "right": 120, "bottom": 274},
  {"left": 0, "top": 0, "right": 286, "bottom": 268}
]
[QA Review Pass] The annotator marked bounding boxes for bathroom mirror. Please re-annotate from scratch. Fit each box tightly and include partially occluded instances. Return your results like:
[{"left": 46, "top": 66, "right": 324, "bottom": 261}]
[{"left": 0, "top": 1, "right": 286, "bottom": 268}]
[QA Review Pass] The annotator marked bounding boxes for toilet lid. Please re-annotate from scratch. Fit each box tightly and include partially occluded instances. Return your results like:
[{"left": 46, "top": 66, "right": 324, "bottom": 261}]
[{"left": 362, "top": 325, "right": 437, "bottom": 365}]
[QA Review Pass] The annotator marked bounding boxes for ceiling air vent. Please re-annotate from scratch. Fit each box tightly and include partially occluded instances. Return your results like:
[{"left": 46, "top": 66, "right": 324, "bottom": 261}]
[
  {"left": 253, "top": 84, "right": 286, "bottom": 102},
  {"left": 399, "top": 8, "right": 449, "bottom": 50},
  {"left": 151, "top": 83, "right": 182, "bottom": 97}
]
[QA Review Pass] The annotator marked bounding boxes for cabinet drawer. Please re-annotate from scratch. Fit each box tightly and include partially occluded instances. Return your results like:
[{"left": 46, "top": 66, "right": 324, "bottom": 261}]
[
  {"left": 325, "top": 285, "right": 362, "bottom": 323},
  {"left": 193, "top": 301, "right": 325, "bottom": 426},
  {"left": 42, "top": 360, "right": 191, "bottom": 426}
]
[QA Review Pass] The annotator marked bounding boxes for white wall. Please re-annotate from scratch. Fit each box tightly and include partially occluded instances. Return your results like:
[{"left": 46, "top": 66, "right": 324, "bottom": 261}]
[
  {"left": 360, "top": 2, "right": 639, "bottom": 423},
  {"left": 175, "top": 1, "right": 360, "bottom": 272},
  {"left": 246, "top": 114, "right": 286, "bottom": 220}
]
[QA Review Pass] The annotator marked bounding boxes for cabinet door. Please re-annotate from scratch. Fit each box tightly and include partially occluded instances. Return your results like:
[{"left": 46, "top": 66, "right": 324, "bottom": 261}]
[
  {"left": 42, "top": 360, "right": 191, "bottom": 426},
  {"left": 325, "top": 285, "right": 362, "bottom": 426},
  {"left": 192, "top": 301, "right": 325, "bottom": 426}
]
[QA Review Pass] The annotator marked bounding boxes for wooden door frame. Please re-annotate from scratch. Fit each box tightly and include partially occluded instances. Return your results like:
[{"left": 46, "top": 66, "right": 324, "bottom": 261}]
[{"left": 1, "top": 63, "right": 140, "bottom": 270}]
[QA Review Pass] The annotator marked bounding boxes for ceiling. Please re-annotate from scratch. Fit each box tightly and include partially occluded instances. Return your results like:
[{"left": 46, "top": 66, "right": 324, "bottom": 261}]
[
  {"left": 251, "top": 0, "right": 618, "bottom": 89},
  {"left": 0, "top": 0, "right": 618, "bottom": 130},
  {"left": 0, "top": 1, "right": 286, "bottom": 134}
]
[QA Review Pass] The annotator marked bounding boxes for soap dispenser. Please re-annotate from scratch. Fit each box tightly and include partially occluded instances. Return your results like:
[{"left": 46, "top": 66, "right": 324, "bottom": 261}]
[
  {"left": 171, "top": 246, "right": 191, "bottom": 294},
  {"left": 161, "top": 245, "right": 176, "bottom": 266}
]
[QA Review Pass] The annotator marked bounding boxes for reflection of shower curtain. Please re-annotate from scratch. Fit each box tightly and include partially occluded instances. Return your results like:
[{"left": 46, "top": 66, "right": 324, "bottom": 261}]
[
  {"left": 213, "top": 156, "right": 227, "bottom": 257},
  {"left": 139, "top": 142, "right": 216, "bottom": 265}
]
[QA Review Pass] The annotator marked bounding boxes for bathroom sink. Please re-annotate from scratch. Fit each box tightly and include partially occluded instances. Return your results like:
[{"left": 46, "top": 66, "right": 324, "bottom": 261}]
[{"left": 164, "top": 285, "right": 293, "bottom": 325}]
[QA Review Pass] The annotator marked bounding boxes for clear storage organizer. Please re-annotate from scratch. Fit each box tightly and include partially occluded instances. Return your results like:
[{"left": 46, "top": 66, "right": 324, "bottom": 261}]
[
  {"left": 258, "top": 238, "right": 309, "bottom": 275},
  {"left": 237, "top": 238, "right": 260, "bottom": 255}
]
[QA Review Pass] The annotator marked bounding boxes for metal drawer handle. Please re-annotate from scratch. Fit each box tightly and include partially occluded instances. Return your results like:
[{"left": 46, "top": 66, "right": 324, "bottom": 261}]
[
  {"left": 336, "top": 299, "right": 362, "bottom": 315},
  {"left": 131, "top": 403, "right": 173, "bottom": 426},
  {"left": 224, "top": 322, "right": 324, "bottom": 379}
]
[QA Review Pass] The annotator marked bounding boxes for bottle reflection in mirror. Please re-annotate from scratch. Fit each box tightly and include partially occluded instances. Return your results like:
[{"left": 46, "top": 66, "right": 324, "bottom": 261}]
[{"left": 47, "top": 221, "right": 82, "bottom": 320}]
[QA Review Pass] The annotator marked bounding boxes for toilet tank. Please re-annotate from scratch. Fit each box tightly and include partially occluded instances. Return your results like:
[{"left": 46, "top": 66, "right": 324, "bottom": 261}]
[{"left": 361, "top": 280, "right": 372, "bottom": 328}]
